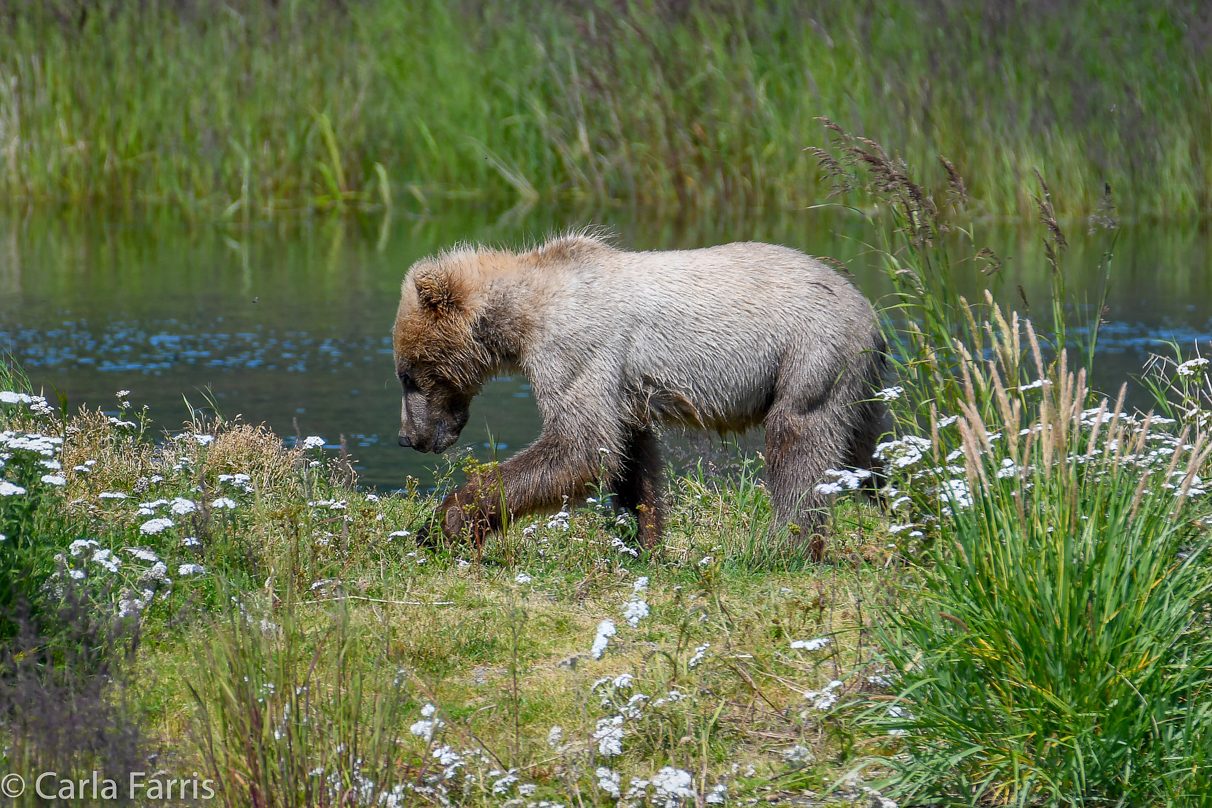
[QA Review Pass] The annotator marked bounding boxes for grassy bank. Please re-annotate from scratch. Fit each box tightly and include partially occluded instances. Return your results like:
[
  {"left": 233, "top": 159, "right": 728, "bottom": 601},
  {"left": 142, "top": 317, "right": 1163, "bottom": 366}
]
[
  {"left": 0, "top": 0, "right": 1209, "bottom": 220},
  {"left": 6, "top": 131, "right": 1212, "bottom": 806}
]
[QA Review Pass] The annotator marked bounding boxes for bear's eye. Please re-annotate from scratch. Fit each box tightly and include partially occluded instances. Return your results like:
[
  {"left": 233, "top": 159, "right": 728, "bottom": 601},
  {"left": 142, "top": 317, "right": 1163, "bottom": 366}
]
[{"left": 398, "top": 370, "right": 415, "bottom": 389}]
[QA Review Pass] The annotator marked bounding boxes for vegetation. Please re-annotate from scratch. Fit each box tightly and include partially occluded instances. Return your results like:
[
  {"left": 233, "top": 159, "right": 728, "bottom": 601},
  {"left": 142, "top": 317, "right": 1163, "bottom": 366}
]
[
  {"left": 5, "top": 125, "right": 1212, "bottom": 807},
  {"left": 1, "top": 0, "right": 1209, "bottom": 220}
]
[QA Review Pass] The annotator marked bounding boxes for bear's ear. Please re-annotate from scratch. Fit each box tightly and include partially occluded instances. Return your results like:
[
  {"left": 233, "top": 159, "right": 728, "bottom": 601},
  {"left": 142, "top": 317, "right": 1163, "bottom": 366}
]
[{"left": 413, "top": 268, "right": 466, "bottom": 318}]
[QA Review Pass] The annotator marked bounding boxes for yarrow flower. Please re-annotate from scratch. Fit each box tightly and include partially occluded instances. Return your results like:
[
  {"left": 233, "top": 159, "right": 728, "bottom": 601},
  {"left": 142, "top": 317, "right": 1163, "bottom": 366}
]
[
  {"left": 212, "top": 497, "right": 237, "bottom": 510},
  {"left": 69, "top": 539, "right": 99, "bottom": 556},
  {"left": 139, "top": 517, "right": 174, "bottom": 535},
  {"left": 875, "top": 435, "right": 932, "bottom": 469},
  {"left": 805, "top": 679, "right": 843, "bottom": 711},
  {"left": 622, "top": 598, "right": 649, "bottom": 628},
  {"left": 596, "top": 768, "right": 622, "bottom": 798},
  {"left": 1178, "top": 357, "right": 1210, "bottom": 376},
  {"left": 0, "top": 481, "right": 27, "bottom": 496},
  {"left": 593, "top": 716, "right": 625, "bottom": 757},
  {"left": 170, "top": 497, "right": 198, "bottom": 515},
  {"left": 652, "top": 767, "right": 696, "bottom": 807},
  {"left": 178, "top": 563, "right": 206, "bottom": 576},
  {"left": 791, "top": 637, "right": 831, "bottom": 651},
  {"left": 815, "top": 467, "right": 872, "bottom": 495},
  {"left": 591, "top": 619, "right": 617, "bottom": 659},
  {"left": 876, "top": 386, "right": 905, "bottom": 401},
  {"left": 514, "top": 572, "right": 533, "bottom": 584},
  {"left": 301, "top": 436, "right": 326, "bottom": 450},
  {"left": 91, "top": 548, "right": 121, "bottom": 573}
]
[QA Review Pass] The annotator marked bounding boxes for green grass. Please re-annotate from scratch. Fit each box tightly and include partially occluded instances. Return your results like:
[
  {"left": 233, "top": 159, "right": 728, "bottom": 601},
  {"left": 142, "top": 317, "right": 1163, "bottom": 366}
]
[{"left": 0, "top": 0, "right": 1208, "bottom": 220}]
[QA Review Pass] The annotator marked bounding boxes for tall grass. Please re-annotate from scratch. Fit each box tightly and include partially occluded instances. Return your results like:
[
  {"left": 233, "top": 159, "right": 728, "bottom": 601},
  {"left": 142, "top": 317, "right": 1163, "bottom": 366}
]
[
  {"left": 808, "top": 121, "right": 1212, "bottom": 803},
  {"left": 869, "top": 349, "right": 1212, "bottom": 805},
  {"left": 0, "top": 0, "right": 1208, "bottom": 219},
  {"left": 188, "top": 588, "right": 408, "bottom": 808}
]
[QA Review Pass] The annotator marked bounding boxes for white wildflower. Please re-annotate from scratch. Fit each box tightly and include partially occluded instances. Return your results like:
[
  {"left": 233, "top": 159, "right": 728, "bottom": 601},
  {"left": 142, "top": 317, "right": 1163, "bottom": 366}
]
[
  {"left": 546, "top": 725, "right": 564, "bottom": 749},
  {"left": 689, "top": 643, "right": 711, "bottom": 667},
  {"left": 596, "top": 767, "right": 622, "bottom": 798},
  {"left": 622, "top": 598, "right": 649, "bottom": 628},
  {"left": 99, "top": 492, "right": 128, "bottom": 500},
  {"left": 790, "top": 637, "right": 830, "bottom": 651},
  {"left": 941, "top": 479, "right": 973, "bottom": 509},
  {"left": 301, "top": 436, "right": 326, "bottom": 450},
  {"left": 170, "top": 497, "right": 198, "bottom": 515},
  {"left": 593, "top": 716, "right": 625, "bottom": 757},
  {"left": 91, "top": 549, "right": 121, "bottom": 573},
  {"left": 632, "top": 576, "right": 649, "bottom": 592},
  {"left": 123, "top": 547, "right": 160, "bottom": 562},
  {"left": 139, "top": 517, "right": 174, "bottom": 535},
  {"left": 492, "top": 772, "right": 519, "bottom": 794},
  {"left": 805, "top": 679, "right": 843, "bottom": 711},
  {"left": 69, "top": 538, "right": 98, "bottom": 556},
  {"left": 591, "top": 619, "right": 616, "bottom": 659},
  {"left": 876, "top": 386, "right": 905, "bottom": 401},
  {"left": 1178, "top": 357, "right": 1210, "bottom": 376},
  {"left": 178, "top": 563, "right": 206, "bottom": 576},
  {"left": 0, "top": 481, "right": 27, "bottom": 496},
  {"left": 212, "top": 497, "right": 237, "bottom": 509},
  {"left": 514, "top": 572, "right": 533, "bottom": 584},
  {"left": 652, "top": 766, "right": 696, "bottom": 807}
]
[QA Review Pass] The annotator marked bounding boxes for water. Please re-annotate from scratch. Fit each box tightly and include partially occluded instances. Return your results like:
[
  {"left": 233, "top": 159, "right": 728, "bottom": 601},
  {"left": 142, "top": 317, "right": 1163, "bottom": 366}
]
[{"left": 2, "top": 211, "right": 1209, "bottom": 490}]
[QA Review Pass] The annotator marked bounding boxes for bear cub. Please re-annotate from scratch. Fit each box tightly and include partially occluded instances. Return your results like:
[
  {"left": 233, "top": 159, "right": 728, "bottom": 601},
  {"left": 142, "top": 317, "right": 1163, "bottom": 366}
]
[{"left": 392, "top": 233, "right": 888, "bottom": 560}]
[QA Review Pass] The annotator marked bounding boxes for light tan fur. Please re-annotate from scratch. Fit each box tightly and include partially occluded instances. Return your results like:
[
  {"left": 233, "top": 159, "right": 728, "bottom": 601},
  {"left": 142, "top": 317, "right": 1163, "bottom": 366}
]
[{"left": 393, "top": 233, "right": 888, "bottom": 558}]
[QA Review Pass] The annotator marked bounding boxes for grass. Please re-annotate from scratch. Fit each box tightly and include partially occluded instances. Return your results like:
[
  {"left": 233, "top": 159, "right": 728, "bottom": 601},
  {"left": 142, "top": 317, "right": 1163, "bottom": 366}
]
[
  {"left": 0, "top": 0, "right": 1209, "bottom": 220},
  {"left": 0, "top": 395, "right": 898, "bottom": 806},
  {"left": 6, "top": 127, "right": 1212, "bottom": 806}
]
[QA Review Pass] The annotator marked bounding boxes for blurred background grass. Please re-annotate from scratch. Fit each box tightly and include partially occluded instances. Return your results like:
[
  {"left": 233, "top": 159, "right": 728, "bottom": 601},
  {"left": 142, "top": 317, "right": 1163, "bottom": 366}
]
[{"left": 0, "top": 0, "right": 1208, "bottom": 220}]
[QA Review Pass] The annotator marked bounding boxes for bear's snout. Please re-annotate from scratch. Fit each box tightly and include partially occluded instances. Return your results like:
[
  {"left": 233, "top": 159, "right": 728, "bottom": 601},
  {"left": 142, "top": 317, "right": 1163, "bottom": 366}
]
[{"left": 397, "top": 433, "right": 413, "bottom": 449}]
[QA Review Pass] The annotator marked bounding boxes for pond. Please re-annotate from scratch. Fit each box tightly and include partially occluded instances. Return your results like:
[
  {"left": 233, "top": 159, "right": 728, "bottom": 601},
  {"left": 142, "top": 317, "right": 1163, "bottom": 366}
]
[{"left": 1, "top": 210, "right": 1209, "bottom": 490}]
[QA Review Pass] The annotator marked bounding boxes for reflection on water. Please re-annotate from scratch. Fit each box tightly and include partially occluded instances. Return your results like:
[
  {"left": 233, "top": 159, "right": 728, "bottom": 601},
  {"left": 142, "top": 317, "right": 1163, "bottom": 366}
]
[{"left": 1, "top": 211, "right": 1209, "bottom": 489}]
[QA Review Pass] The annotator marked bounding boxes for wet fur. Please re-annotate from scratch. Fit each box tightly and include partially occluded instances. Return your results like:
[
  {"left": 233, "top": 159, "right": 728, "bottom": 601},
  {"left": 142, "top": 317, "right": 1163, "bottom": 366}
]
[{"left": 393, "top": 233, "right": 888, "bottom": 559}]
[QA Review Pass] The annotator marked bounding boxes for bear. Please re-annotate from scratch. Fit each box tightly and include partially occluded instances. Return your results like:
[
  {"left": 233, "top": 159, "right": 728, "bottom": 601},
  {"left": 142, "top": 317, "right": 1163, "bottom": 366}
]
[{"left": 392, "top": 232, "right": 888, "bottom": 560}]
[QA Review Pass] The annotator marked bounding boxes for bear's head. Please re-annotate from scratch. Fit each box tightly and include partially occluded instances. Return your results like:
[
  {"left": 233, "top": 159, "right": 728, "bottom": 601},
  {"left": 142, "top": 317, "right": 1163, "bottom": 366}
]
[{"left": 392, "top": 257, "right": 494, "bottom": 454}]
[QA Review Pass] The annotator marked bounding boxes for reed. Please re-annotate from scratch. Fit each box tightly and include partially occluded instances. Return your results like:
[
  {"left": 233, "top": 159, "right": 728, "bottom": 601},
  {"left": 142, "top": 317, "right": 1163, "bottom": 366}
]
[{"left": 0, "top": 0, "right": 1207, "bottom": 220}]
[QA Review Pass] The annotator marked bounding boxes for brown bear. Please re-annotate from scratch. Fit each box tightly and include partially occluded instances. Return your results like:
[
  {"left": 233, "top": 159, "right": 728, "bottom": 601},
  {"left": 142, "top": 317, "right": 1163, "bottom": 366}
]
[{"left": 392, "top": 233, "right": 888, "bottom": 559}]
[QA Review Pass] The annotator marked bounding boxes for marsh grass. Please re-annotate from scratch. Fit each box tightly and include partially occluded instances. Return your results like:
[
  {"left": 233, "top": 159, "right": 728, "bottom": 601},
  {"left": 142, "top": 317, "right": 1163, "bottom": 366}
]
[{"left": 1, "top": 0, "right": 1208, "bottom": 219}]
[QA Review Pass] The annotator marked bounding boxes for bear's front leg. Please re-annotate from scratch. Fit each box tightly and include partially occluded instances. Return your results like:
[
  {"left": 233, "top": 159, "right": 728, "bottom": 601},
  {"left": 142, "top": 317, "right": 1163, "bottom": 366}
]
[
  {"left": 438, "top": 469, "right": 506, "bottom": 547},
  {"left": 436, "top": 432, "right": 624, "bottom": 546}
]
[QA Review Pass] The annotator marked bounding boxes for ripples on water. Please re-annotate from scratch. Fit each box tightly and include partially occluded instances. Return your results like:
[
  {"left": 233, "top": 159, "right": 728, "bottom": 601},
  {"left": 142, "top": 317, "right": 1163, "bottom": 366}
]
[{"left": 1, "top": 212, "right": 1209, "bottom": 489}]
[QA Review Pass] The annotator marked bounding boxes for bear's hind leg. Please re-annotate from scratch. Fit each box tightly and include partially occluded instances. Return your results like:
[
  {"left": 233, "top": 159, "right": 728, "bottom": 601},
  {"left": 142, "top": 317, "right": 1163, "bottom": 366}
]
[
  {"left": 764, "top": 401, "right": 849, "bottom": 562},
  {"left": 614, "top": 426, "right": 665, "bottom": 549}
]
